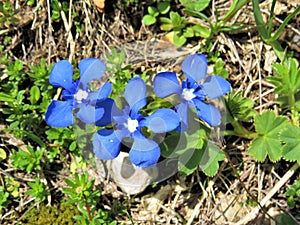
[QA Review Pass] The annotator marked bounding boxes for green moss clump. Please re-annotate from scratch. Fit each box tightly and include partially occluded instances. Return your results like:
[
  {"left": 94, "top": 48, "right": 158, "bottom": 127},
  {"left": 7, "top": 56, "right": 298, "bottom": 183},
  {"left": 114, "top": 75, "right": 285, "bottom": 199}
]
[{"left": 21, "top": 199, "right": 80, "bottom": 225}]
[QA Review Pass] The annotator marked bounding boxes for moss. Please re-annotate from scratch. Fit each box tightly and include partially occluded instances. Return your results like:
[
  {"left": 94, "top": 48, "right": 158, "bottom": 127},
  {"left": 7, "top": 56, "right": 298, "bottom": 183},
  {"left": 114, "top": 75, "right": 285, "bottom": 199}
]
[{"left": 21, "top": 200, "right": 80, "bottom": 225}]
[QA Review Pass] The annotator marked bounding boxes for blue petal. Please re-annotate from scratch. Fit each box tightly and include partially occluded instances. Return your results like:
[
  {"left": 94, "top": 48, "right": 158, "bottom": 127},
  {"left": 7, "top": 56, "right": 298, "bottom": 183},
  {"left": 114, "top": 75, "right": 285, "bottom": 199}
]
[
  {"left": 182, "top": 53, "right": 207, "bottom": 82},
  {"left": 124, "top": 77, "right": 147, "bottom": 114},
  {"left": 153, "top": 72, "right": 182, "bottom": 98},
  {"left": 129, "top": 131, "right": 160, "bottom": 167},
  {"left": 49, "top": 60, "right": 75, "bottom": 93},
  {"left": 76, "top": 104, "right": 104, "bottom": 124},
  {"left": 175, "top": 102, "right": 189, "bottom": 132},
  {"left": 93, "top": 129, "right": 122, "bottom": 160},
  {"left": 87, "top": 82, "right": 112, "bottom": 104},
  {"left": 141, "top": 108, "right": 179, "bottom": 133},
  {"left": 45, "top": 100, "right": 73, "bottom": 127},
  {"left": 193, "top": 99, "right": 221, "bottom": 126},
  {"left": 95, "top": 98, "right": 116, "bottom": 126},
  {"left": 202, "top": 76, "right": 231, "bottom": 99},
  {"left": 78, "top": 58, "right": 106, "bottom": 90}
]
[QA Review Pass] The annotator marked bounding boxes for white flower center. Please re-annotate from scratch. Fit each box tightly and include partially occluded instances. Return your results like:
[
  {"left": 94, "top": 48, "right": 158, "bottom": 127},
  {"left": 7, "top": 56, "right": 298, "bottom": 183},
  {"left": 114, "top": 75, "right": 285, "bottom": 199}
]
[
  {"left": 126, "top": 118, "right": 139, "bottom": 133},
  {"left": 74, "top": 89, "right": 88, "bottom": 102},
  {"left": 182, "top": 88, "right": 196, "bottom": 101}
]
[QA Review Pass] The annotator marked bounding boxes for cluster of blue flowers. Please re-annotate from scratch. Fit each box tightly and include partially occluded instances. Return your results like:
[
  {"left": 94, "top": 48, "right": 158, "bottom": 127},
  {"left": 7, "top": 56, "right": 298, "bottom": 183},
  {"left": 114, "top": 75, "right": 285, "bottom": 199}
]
[{"left": 45, "top": 53, "right": 231, "bottom": 167}]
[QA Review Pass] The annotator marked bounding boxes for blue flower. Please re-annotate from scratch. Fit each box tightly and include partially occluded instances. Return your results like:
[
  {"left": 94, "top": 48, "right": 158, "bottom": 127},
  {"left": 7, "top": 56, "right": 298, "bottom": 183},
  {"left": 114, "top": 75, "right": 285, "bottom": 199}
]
[
  {"left": 45, "top": 58, "right": 113, "bottom": 128},
  {"left": 154, "top": 53, "right": 231, "bottom": 130},
  {"left": 92, "top": 77, "right": 180, "bottom": 167}
]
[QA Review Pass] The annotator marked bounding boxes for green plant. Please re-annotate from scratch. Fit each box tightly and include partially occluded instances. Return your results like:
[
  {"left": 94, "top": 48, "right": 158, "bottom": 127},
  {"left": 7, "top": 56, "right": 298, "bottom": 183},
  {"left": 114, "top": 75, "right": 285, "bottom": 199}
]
[
  {"left": 157, "top": 0, "right": 249, "bottom": 47},
  {"left": 142, "top": 1, "right": 171, "bottom": 25},
  {"left": 286, "top": 180, "right": 300, "bottom": 209},
  {"left": 10, "top": 146, "right": 44, "bottom": 173},
  {"left": 251, "top": 0, "right": 300, "bottom": 60},
  {"left": 0, "top": 186, "right": 10, "bottom": 213},
  {"left": 63, "top": 172, "right": 116, "bottom": 225},
  {"left": 0, "top": 1, "right": 20, "bottom": 28},
  {"left": 267, "top": 57, "right": 300, "bottom": 124},
  {"left": 26, "top": 178, "right": 50, "bottom": 202},
  {"left": 105, "top": 48, "right": 147, "bottom": 99},
  {"left": 50, "top": 0, "right": 69, "bottom": 20}
]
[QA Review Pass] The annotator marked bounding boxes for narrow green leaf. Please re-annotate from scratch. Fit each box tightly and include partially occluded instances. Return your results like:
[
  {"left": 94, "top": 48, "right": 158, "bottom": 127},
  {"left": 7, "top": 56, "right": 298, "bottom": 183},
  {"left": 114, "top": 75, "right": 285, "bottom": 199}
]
[
  {"left": 192, "top": 24, "right": 210, "bottom": 39},
  {"left": 270, "top": 5, "right": 300, "bottom": 42},
  {"left": 30, "top": 85, "right": 40, "bottom": 105},
  {"left": 251, "top": 0, "right": 269, "bottom": 40},
  {"left": 0, "top": 92, "right": 15, "bottom": 103}
]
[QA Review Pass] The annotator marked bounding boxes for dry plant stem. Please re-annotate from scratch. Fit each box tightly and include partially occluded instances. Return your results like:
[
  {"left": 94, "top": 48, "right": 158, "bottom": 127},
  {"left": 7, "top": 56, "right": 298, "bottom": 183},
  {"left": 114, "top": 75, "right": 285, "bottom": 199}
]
[
  {"left": 235, "top": 163, "right": 300, "bottom": 225},
  {"left": 223, "top": 150, "right": 276, "bottom": 221}
]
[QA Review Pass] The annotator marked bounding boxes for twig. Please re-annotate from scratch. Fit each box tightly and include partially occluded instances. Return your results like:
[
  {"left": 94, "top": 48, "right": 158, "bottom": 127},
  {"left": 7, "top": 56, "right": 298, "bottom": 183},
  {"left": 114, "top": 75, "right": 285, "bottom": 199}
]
[{"left": 234, "top": 163, "right": 299, "bottom": 225}]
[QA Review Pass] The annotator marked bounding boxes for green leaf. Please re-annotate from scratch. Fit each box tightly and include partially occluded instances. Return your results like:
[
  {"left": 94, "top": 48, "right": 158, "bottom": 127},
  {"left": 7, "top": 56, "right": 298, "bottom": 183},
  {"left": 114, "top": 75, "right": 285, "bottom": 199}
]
[
  {"left": 0, "top": 92, "right": 15, "bottom": 103},
  {"left": 251, "top": 0, "right": 269, "bottom": 41},
  {"left": 248, "top": 111, "right": 289, "bottom": 161},
  {"left": 199, "top": 142, "right": 225, "bottom": 176},
  {"left": 158, "top": 2, "right": 170, "bottom": 14},
  {"left": 173, "top": 31, "right": 186, "bottom": 47},
  {"left": 192, "top": 24, "right": 210, "bottom": 39},
  {"left": 160, "top": 17, "right": 173, "bottom": 30},
  {"left": 178, "top": 148, "right": 203, "bottom": 176},
  {"left": 29, "top": 86, "right": 41, "bottom": 105},
  {"left": 147, "top": 6, "right": 159, "bottom": 16},
  {"left": 0, "top": 148, "right": 6, "bottom": 161},
  {"left": 179, "top": 0, "right": 211, "bottom": 12},
  {"left": 281, "top": 125, "right": 300, "bottom": 164},
  {"left": 268, "top": 57, "right": 300, "bottom": 95},
  {"left": 226, "top": 91, "right": 256, "bottom": 121},
  {"left": 169, "top": 11, "right": 184, "bottom": 27},
  {"left": 270, "top": 5, "right": 300, "bottom": 42},
  {"left": 142, "top": 14, "right": 156, "bottom": 26},
  {"left": 183, "top": 27, "right": 194, "bottom": 38}
]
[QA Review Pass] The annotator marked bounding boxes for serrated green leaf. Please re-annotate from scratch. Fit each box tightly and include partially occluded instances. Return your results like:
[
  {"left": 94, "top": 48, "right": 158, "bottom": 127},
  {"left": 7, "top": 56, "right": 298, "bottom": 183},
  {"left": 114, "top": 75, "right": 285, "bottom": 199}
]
[
  {"left": 178, "top": 148, "right": 203, "bottom": 176},
  {"left": 248, "top": 135, "right": 282, "bottom": 161},
  {"left": 248, "top": 111, "right": 289, "bottom": 161},
  {"left": 254, "top": 110, "right": 289, "bottom": 135},
  {"left": 199, "top": 142, "right": 225, "bottom": 176},
  {"left": 281, "top": 125, "right": 300, "bottom": 163}
]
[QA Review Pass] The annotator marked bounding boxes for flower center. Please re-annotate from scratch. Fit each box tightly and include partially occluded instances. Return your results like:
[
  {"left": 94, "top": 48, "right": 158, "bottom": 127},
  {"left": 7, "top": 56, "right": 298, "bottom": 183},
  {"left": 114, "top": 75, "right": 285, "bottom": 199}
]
[
  {"left": 182, "top": 88, "right": 196, "bottom": 101},
  {"left": 126, "top": 118, "right": 139, "bottom": 133},
  {"left": 74, "top": 89, "right": 88, "bottom": 103}
]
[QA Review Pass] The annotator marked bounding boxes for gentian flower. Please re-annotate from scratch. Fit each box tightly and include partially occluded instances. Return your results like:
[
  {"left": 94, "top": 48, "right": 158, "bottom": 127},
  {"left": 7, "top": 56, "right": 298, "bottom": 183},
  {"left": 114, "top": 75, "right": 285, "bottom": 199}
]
[
  {"left": 45, "top": 58, "right": 113, "bottom": 128},
  {"left": 154, "top": 53, "right": 231, "bottom": 131},
  {"left": 92, "top": 77, "right": 180, "bottom": 167}
]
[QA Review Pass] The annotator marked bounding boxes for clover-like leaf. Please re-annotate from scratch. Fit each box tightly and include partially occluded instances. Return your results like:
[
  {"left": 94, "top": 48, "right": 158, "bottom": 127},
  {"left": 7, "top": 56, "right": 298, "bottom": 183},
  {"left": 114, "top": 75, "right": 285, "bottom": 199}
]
[
  {"left": 248, "top": 111, "right": 289, "bottom": 162},
  {"left": 281, "top": 125, "right": 300, "bottom": 164}
]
